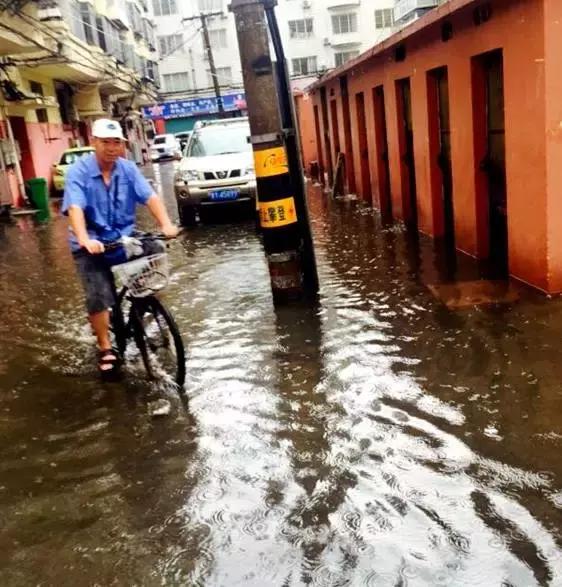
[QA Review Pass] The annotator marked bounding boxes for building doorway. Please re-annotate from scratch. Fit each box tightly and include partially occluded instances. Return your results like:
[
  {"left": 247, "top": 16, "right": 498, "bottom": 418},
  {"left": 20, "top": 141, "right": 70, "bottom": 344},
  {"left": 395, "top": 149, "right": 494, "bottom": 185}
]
[
  {"left": 395, "top": 78, "right": 418, "bottom": 228},
  {"left": 339, "top": 76, "right": 356, "bottom": 194},
  {"left": 355, "top": 92, "right": 372, "bottom": 203},
  {"left": 472, "top": 49, "right": 508, "bottom": 275},
  {"left": 9, "top": 117, "right": 35, "bottom": 181},
  {"left": 313, "top": 105, "right": 324, "bottom": 183},
  {"left": 372, "top": 85, "right": 392, "bottom": 221},
  {"left": 428, "top": 67, "right": 455, "bottom": 248},
  {"left": 330, "top": 99, "right": 341, "bottom": 156},
  {"left": 320, "top": 87, "right": 334, "bottom": 186}
]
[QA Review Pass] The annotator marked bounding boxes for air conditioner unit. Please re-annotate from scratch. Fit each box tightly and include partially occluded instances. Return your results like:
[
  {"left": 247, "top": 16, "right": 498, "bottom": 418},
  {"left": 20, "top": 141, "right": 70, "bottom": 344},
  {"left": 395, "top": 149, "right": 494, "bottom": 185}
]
[
  {"left": 302, "top": 0, "right": 311, "bottom": 8},
  {"left": 323, "top": 37, "right": 331, "bottom": 46}
]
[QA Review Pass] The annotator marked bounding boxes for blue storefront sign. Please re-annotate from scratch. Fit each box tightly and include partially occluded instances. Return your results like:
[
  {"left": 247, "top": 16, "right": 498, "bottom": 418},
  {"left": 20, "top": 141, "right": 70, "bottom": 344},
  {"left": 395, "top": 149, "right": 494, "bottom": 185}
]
[{"left": 142, "top": 93, "right": 247, "bottom": 120}]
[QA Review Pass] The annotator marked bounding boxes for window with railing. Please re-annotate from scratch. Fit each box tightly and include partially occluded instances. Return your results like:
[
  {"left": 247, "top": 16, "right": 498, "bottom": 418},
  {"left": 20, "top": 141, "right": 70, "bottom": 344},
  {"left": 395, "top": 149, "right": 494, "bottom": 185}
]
[
  {"left": 289, "top": 18, "right": 313, "bottom": 39},
  {"left": 95, "top": 15, "right": 107, "bottom": 51},
  {"left": 29, "top": 81, "right": 43, "bottom": 96},
  {"left": 126, "top": 1, "right": 143, "bottom": 34},
  {"left": 208, "top": 29, "right": 227, "bottom": 49},
  {"left": 152, "top": 0, "right": 177, "bottom": 16},
  {"left": 111, "top": 24, "right": 124, "bottom": 60},
  {"left": 143, "top": 18, "right": 156, "bottom": 49},
  {"left": 79, "top": 1, "right": 97, "bottom": 45},
  {"left": 152, "top": 62, "right": 160, "bottom": 86},
  {"left": 198, "top": 0, "right": 222, "bottom": 12},
  {"left": 123, "top": 43, "right": 135, "bottom": 67},
  {"left": 146, "top": 60, "right": 156, "bottom": 80},
  {"left": 334, "top": 50, "right": 359, "bottom": 67},
  {"left": 60, "top": 0, "right": 85, "bottom": 40},
  {"left": 331, "top": 13, "right": 357, "bottom": 34},
  {"left": 292, "top": 56, "right": 317, "bottom": 76},
  {"left": 374, "top": 8, "right": 394, "bottom": 29},
  {"left": 163, "top": 72, "right": 190, "bottom": 91},
  {"left": 159, "top": 34, "right": 183, "bottom": 56},
  {"left": 207, "top": 66, "right": 232, "bottom": 86}
]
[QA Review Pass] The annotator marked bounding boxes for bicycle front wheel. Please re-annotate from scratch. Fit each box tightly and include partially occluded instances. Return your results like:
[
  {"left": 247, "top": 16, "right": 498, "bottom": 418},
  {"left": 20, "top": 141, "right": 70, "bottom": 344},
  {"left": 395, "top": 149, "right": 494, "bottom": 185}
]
[{"left": 132, "top": 297, "right": 186, "bottom": 388}]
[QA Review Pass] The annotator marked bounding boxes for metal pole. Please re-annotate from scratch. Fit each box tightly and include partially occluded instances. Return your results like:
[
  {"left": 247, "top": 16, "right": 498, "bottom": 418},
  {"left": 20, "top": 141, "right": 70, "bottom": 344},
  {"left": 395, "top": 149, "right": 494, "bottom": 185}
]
[{"left": 230, "top": 0, "right": 318, "bottom": 303}]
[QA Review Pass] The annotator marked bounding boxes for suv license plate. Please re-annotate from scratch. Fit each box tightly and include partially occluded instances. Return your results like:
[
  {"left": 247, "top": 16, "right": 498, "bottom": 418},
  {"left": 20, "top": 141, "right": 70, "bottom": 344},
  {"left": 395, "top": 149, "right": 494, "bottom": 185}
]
[{"left": 209, "top": 189, "right": 239, "bottom": 201}]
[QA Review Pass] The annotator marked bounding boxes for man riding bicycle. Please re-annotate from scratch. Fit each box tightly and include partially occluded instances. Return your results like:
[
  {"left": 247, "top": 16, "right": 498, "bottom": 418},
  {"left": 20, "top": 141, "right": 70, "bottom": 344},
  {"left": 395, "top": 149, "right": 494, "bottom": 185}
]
[{"left": 62, "top": 119, "right": 179, "bottom": 374}]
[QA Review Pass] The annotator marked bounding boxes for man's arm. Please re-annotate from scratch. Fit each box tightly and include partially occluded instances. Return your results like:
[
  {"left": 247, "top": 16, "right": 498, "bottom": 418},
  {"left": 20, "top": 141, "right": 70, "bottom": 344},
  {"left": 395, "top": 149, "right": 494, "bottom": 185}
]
[
  {"left": 63, "top": 165, "right": 105, "bottom": 254},
  {"left": 68, "top": 205, "right": 105, "bottom": 254},
  {"left": 146, "top": 194, "right": 179, "bottom": 238}
]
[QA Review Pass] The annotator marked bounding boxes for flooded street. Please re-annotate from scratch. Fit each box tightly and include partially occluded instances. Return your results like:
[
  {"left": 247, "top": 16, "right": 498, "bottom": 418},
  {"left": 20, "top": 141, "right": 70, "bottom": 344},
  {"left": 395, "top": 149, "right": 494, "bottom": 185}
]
[{"left": 0, "top": 161, "right": 561, "bottom": 586}]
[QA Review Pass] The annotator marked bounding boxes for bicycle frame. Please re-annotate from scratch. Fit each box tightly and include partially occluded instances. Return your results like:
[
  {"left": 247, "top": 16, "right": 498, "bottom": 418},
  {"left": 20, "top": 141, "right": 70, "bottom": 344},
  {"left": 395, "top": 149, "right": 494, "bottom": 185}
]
[{"left": 103, "top": 230, "right": 186, "bottom": 386}]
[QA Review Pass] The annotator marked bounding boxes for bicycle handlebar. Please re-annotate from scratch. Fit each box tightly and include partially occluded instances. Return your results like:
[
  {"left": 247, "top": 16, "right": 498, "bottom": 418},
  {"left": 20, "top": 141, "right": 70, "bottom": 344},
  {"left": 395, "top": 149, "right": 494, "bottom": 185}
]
[{"left": 102, "top": 229, "right": 184, "bottom": 251}]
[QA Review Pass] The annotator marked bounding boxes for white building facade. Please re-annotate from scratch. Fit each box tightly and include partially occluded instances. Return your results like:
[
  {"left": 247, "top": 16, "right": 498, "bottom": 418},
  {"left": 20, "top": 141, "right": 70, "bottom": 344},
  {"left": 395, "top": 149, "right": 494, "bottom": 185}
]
[
  {"left": 393, "top": 0, "right": 446, "bottom": 28},
  {"left": 147, "top": 0, "right": 397, "bottom": 132}
]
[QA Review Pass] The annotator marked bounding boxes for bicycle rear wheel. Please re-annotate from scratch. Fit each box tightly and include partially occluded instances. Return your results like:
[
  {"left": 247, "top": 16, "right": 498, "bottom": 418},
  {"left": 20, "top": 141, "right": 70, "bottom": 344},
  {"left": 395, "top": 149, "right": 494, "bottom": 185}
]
[{"left": 131, "top": 297, "right": 186, "bottom": 388}]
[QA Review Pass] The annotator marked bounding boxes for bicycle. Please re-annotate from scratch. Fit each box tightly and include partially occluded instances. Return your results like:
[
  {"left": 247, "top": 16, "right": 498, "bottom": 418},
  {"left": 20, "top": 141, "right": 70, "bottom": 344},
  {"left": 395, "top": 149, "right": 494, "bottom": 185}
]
[{"left": 105, "top": 232, "right": 186, "bottom": 388}]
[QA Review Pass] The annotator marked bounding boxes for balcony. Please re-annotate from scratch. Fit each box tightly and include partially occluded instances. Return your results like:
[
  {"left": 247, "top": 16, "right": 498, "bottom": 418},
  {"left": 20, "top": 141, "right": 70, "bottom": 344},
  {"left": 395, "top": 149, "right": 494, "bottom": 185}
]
[
  {"left": 394, "top": 0, "right": 439, "bottom": 23},
  {"left": 326, "top": 0, "right": 360, "bottom": 7},
  {"left": 330, "top": 32, "right": 361, "bottom": 48},
  {"left": 0, "top": 10, "right": 48, "bottom": 55},
  {"left": 142, "top": 17, "right": 156, "bottom": 51}
]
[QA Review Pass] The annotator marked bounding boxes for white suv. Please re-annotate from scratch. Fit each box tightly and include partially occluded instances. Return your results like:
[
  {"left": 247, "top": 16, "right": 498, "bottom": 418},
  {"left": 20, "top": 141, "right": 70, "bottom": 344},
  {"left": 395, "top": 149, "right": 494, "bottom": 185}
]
[{"left": 174, "top": 118, "right": 256, "bottom": 225}]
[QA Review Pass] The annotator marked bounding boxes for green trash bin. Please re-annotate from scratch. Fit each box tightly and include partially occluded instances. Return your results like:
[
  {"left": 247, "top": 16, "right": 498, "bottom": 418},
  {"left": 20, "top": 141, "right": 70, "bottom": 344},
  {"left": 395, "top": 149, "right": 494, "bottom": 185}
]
[{"left": 25, "top": 178, "right": 50, "bottom": 218}]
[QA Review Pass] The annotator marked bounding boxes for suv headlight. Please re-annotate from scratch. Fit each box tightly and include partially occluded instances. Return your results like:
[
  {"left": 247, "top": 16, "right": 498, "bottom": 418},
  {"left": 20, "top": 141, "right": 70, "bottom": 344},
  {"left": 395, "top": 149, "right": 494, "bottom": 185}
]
[
  {"left": 243, "top": 166, "right": 255, "bottom": 177},
  {"left": 181, "top": 169, "right": 199, "bottom": 182}
]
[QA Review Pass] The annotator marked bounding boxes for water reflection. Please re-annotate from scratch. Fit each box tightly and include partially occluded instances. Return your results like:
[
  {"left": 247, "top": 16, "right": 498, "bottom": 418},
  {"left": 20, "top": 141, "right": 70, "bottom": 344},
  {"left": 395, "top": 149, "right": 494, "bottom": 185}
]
[{"left": 0, "top": 176, "right": 560, "bottom": 585}]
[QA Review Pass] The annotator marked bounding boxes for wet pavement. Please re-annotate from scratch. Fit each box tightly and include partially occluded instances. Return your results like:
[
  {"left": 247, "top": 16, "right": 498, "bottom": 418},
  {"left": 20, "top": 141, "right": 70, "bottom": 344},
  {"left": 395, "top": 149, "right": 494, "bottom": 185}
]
[{"left": 0, "top": 161, "right": 561, "bottom": 586}]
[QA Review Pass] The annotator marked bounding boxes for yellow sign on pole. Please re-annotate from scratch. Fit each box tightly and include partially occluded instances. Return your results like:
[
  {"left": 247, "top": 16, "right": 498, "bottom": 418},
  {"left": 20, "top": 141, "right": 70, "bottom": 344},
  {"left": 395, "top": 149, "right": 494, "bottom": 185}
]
[
  {"left": 259, "top": 196, "right": 298, "bottom": 228},
  {"left": 254, "top": 147, "right": 289, "bottom": 178}
]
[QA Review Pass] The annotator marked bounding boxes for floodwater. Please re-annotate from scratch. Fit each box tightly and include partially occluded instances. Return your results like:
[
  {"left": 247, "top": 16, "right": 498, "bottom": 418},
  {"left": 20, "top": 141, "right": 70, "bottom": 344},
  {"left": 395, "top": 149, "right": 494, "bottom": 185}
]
[{"left": 0, "top": 162, "right": 561, "bottom": 586}]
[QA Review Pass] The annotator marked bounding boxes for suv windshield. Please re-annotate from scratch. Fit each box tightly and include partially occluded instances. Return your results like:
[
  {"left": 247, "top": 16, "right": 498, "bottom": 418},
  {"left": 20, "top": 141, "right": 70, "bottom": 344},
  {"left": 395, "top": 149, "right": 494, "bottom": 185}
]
[
  {"left": 188, "top": 126, "right": 251, "bottom": 158},
  {"left": 153, "top": 136, "right": 168, "bottom": 144},
  {"left": 59, "top": 150, "right": 92, "bottom": 165}
]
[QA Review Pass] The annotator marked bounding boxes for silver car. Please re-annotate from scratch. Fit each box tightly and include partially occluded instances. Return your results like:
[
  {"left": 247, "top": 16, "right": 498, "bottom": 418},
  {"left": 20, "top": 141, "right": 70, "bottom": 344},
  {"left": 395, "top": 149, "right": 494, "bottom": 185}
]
[{"left": 174, "top": 119, "right": 256, "bottom": 225}]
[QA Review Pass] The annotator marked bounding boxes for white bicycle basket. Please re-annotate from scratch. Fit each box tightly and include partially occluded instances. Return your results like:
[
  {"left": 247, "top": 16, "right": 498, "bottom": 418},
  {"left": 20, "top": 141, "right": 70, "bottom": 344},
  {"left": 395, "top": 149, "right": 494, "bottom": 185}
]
[{"left": 112, "top": 253, "right": 169, "bottom": 297}]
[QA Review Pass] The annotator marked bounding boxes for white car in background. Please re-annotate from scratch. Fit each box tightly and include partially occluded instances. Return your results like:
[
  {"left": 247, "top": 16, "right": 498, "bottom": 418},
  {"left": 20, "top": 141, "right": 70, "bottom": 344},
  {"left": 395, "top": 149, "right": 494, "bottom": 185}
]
[
  {"left": 174, "top": 118, "right": 256, "bottom": 225},
  {"left": 149, "top": 133, "right": 182, "bottom": 162}
]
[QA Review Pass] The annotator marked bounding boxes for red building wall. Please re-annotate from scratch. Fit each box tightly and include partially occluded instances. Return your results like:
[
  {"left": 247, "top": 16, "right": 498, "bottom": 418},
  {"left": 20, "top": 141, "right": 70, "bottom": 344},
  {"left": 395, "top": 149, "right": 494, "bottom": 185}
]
[
  {"left": 294, "top": 92, "right": 318, "bottom": 174},
  {"left": 309, "top": 0, "right": 558, "bottom": 292}
]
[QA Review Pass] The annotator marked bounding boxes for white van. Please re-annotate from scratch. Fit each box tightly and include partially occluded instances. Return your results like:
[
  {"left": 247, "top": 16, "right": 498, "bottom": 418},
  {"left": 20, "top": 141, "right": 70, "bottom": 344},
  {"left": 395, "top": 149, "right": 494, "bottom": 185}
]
[{"left": 149, "top": 134, "right": 182, "bottom": 162}]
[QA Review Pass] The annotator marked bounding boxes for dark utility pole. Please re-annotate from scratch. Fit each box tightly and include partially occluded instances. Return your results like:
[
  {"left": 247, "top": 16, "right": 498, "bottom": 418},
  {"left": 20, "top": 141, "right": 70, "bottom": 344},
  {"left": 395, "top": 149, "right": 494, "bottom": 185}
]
[
  {"left": 183, "top": 11, "right": 225, "bottom": 117},
  {"left": 229, "top": 0, "right": 319, "bottom": 303}
]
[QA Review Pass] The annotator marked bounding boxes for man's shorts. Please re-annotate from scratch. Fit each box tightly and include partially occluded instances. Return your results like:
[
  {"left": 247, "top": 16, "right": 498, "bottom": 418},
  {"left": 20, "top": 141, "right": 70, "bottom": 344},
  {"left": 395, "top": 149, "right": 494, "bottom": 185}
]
[{"left": 73, "top": 240, "right": 165, "bottom": 315}]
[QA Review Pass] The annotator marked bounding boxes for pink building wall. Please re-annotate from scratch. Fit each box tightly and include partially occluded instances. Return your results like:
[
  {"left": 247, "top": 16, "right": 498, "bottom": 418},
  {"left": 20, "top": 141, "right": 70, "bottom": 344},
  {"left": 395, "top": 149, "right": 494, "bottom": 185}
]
[{"left": 26, "top": 122, "right": 75, "bottom": 191}]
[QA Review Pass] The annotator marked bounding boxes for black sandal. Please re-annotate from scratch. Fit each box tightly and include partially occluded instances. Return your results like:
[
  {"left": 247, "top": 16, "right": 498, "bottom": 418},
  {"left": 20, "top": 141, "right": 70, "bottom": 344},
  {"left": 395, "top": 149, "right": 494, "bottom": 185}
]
[{"left": 98, "top": 348, "right": 121, "bottom": 374}]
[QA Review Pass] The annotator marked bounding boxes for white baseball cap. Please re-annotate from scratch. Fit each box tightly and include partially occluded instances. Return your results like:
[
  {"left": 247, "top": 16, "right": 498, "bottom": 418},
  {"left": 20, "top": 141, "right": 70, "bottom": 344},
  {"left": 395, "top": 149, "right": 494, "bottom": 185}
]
[{"left": 92, "top": 118, "right": 125, "bottom": 140}]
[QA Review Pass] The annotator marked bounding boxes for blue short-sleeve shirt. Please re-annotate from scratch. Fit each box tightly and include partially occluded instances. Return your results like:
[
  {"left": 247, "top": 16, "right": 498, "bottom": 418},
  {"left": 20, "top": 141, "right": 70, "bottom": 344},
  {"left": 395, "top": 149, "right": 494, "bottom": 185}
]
[{"left": 62, "top": 154, "right": 154, "bottom": 251}]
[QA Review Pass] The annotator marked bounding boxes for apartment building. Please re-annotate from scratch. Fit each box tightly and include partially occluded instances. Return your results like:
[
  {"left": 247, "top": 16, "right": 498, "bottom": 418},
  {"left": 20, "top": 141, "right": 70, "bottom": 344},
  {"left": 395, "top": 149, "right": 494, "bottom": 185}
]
[
  {"left": 393, "top": 0, "right": 448, "bottom": 28},
  {"left": 0, "top": 0, "right": 158, "bottom": 206},
  {"left": 147, "top": 0, "right": 396, "bottom": 133}
]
